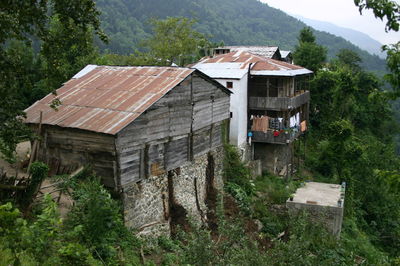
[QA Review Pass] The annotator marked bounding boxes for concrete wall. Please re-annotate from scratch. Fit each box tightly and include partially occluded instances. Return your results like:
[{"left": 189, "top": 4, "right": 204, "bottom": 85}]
[
  {"left": 122, "top": 146, "right": 224, "bottom": 236},
  {"left": 215, "top": 76, "right": 248, "bottom": 148},
  {"left": 253, "top": 142, "right": 293, "bottom": 176},
  {"left": 286, "top": 202, "right": 344, "bottom": 237}
]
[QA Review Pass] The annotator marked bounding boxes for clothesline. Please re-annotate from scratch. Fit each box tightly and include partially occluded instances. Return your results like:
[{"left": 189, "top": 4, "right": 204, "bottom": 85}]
[{"left": 250, "top": 115, "right": 307, "bottom": 135}]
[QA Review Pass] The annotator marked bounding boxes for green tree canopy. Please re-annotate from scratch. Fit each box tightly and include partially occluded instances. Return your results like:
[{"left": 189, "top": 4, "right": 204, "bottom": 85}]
[
  {"left": 139, "top": 17, "right": 210, "bottom": 66},
  {"left": 298, "top": 27, "right": 316, "bottom": 43},
  {"left": 0, "top": 0, "right": 106, "bottom": 162},
  {"left": 293, "top": 27, "right": 327, "bottom": 72}
]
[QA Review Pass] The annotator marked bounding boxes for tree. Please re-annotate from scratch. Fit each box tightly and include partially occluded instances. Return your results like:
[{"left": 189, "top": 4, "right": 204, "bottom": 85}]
[
  {"left": 335, "top": 49, "right": 362, "bottom": 71},
  {"left": 354, "top": 0, "right": 400, "bottom": 32},
  {"left": 298, "top": 27, "right": 316, "bottom": 43},
  {"left": 37, "top": 16, "right": 100, "bottom": 92},
  {"left": 355, "top": 0, "right": 400, "bottom": 96},
  {"left": 139, "top": 17, "right": 210, "bottom": 66},
  {"left": 0, "top": 0, "right": 106, "bottom": 162},
  {"left": 293, "top": 27, "right": 327, "bottom": 72}
]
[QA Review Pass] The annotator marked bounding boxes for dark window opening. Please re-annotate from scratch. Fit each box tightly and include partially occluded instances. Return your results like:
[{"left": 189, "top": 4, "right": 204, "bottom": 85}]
[{"left": 226, "top": 81, "right": 233, "bottom": 89}]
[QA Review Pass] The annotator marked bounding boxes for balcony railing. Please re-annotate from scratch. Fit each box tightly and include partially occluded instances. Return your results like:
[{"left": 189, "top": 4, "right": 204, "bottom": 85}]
[
  {"left": 249, "top": 91, "right": 310, "bottom": 111},
  {"left": 251, "top": 130, "right": 302, "bottom": 144}
]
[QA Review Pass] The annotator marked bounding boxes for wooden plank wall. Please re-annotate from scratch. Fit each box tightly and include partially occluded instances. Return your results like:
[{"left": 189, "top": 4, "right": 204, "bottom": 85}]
[
  {"left": 38, "top": 126, "right": 117, "bottom": 187},
  {"left": 249, "top": 76, "right": 293, "bottom": 98},
  {"left": 116, "top": 73, "right": 230, "bottom": 187}
]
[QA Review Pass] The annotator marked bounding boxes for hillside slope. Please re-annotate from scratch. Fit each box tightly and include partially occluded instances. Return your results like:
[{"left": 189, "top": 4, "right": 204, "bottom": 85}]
[
  {"left": 295, "top": 15, "right": 385, "bottom": 59},
  {"left": 95, "top": 0, "right": 386, "bottom": 73}
]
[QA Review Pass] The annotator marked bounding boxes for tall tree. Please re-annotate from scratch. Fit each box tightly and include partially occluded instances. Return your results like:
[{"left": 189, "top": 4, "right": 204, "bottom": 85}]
[
  {"left": 37, "top": 16, "right": 100, "bottom": 93},
  {"left": 0, "top": 0, "right": 106, "bottom": 162},
  {"left": 293, "top": 27, "right": 327, "bottom": 73},
  {"left": 138, "top": 17, "right": 210, "bottom": 66}
]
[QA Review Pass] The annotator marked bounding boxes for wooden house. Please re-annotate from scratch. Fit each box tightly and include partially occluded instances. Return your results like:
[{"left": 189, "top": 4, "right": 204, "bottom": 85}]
[
  {"left": 24, "top": 65, "right": 231, "bottom": 235},
  {"left": 193, "top": 49, "right": 312, "bottom": 176}
]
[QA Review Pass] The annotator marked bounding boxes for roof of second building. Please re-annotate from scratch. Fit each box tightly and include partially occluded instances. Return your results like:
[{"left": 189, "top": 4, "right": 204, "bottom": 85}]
[
  {"left": 24, "top": 65, "right": 197, "bottom": 135},
  {"left": 217, "top": 46, "right": 280, "bottom": 58},
  {"left": 280, "top": 50, "right": 292, "bottom": 58},
  {"left": 193, "top": 51, "right": 312, "bottom": 79}
]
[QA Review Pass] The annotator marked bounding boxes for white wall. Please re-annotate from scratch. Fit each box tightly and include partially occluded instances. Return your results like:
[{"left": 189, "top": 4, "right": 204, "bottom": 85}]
[{"left": 215, "top": 76, "right": 248, "bottom": 147}]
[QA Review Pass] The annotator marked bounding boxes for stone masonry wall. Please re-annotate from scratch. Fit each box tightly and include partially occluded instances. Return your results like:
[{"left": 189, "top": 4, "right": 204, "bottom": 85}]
[{"left": 122, "top": 146, "right": 224, "bottom": 236}]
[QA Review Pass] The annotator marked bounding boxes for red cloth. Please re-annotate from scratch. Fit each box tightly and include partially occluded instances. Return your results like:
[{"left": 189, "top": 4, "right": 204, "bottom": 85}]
[{"left": 273, "top": 131, "right": 280, "bottom": 137}]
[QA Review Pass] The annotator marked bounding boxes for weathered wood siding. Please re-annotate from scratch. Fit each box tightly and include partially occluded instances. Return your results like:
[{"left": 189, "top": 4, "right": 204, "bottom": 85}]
[
  {"left": 116, "top": 73, "right": 230, "bottom": 187},
  {"left": 248, "top": 91, "right": 310, "bottom": 111},
  {"left": 37, "top": 126, "right": 117, "bottom": 187}
]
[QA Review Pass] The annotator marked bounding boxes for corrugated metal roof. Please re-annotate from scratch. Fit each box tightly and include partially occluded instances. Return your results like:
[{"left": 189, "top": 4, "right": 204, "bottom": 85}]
[
  {"left": 280, "top": 50, "right": 292, "bottom": 58},
  {"left": 192, "top": 51, "right": 312, "bottom": 79},
  {"left": 217, "top": 46, "right": 280, "bottom": 58},
  {"left": 25, "top": 65, "right": 195, "bottom": 135}
]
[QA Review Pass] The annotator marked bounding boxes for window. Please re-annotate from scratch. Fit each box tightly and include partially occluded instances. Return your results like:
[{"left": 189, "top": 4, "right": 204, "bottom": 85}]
[{"left": 226, "top": 81, "right": 233, "bottom": 89}]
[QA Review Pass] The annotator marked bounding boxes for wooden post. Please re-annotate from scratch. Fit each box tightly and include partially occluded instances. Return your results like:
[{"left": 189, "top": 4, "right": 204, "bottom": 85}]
[{"left": 27, "top": 111, "right": 43, "bottom": 174}]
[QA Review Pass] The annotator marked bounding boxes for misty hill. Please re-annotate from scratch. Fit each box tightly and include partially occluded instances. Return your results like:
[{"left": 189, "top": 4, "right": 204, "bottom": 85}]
[
  {"left": 95, "top": 0, "right": 386, "bottom": 73},
  {"left": 295, "top": 15, "right": 385, "bottom": 59}
]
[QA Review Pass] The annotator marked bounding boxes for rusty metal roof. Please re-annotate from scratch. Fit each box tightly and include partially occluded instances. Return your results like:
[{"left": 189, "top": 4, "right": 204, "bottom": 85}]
[
  {"left": 25, "top": 65, "right": 195, "bottom": 135},
  {"left": 193, "top": 51, "right": 312, "bottom": 79},
  {"left": 216, "top": 46, "right": 280, "bottom": 58}
]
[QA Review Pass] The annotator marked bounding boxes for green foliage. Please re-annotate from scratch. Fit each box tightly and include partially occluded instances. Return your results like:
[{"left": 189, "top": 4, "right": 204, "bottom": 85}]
[
  {"left": 384, "top": 42, "right": 400, "bottom": 96},
  {"left": 38, "top": 15, "right": 100, "bottom": 93},
  {"left": 170, "top": 216, "right": 266, "bottom": 265},
  {"left": 0, "top": 195, "right": 62, "bottom": 265},
  {"left": 355, "top": 0, "right": 400, "bottom": 32},
  {"left": 252, "top": 174, "right": 297, "bottom": 237},
  {"left": 139, "top": 17, "right": 210, "bottom": 66},
  {"left": 223, "top": 144, "right": 253, "bottom": 195},
  {"left": 335, "top": 48, "right": 362, "bottom": 71},
  {"left": 0, "top": 173, "right": 141, "bottom": 265},
  {"left": 293, "top": 27, "right": 327, "bottom": 72},
  {"left": 304, "top": 42, "right": 400, "bottom": 258},
  {"left": 223, "top": 144, "right": 255, "bottom": 213},
  {"left": 297, "top": 26, "right": 316, "bottom": 43},
  {"left": 63, "top": 177, "right": 142, "bottom": 264},
  {"left": 0, "top": 0, "right": 106, "bottom": 162},
  {"left": 94, "top": 0, "right": 387, "bottom": 73}
]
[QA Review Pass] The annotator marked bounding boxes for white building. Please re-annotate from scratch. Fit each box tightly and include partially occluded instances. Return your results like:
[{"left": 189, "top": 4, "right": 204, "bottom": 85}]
[{"left": 193, "top": 49, "right": 313, "bottom": 175}]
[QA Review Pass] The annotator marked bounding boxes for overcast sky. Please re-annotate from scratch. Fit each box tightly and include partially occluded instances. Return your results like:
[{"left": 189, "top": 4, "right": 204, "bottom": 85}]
[{"left": 261, "top": 0, "right": 400, "bottom": 44}]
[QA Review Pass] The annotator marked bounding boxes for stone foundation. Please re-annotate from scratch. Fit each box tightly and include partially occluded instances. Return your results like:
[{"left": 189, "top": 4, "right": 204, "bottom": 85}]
[{"left": 122, "top": 147, "right": 224, "bottom": 236}]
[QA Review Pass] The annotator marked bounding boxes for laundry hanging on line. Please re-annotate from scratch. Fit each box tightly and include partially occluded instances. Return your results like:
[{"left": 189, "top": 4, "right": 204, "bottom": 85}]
[{"left": 251, "top": 115, "right": 269, "bottom": 132}]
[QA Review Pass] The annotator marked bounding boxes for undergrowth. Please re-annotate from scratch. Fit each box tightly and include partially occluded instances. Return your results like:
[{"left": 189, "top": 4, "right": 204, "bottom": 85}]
[
  {"left": 0, "top": 171, "right": 142, "bottom": 265},
  {"left": 1, "top": 153, "right": 395, "bottom": 265}
]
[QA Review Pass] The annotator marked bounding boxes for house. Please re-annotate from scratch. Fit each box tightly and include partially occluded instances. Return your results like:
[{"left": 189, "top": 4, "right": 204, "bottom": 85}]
[
  {"left": 192, "top": 50, "right": 312, "bottom": 176},
  {"left": 214, "top": 46, "right": 282, "bottom": 60},
  {"left": 280, "top": 50, "right": 293, "bottom": 64},
  {"left": 287, "top": 182, "right": 345, "bottom": 237},
  {"left": 24, "top": 65, "right": 231, "bottom": 235}
]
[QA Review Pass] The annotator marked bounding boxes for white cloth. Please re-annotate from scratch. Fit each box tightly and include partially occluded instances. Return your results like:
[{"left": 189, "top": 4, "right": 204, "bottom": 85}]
[{"left": 290, "top": 116, "right": 295, "bottom": 127}]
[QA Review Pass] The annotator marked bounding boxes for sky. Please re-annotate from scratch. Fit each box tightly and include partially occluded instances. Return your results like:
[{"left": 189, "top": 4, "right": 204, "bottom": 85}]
[{"left": 261, "top": 0, "right": 400, "bottom": 44}]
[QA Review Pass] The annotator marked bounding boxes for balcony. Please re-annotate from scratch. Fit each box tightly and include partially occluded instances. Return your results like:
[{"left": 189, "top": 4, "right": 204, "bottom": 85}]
[
  {"left": 249, "top": 91, "right": 310, "bottom": 111},
  {"left": 252, "top": 130, "right": 302, "bottom": 144}
]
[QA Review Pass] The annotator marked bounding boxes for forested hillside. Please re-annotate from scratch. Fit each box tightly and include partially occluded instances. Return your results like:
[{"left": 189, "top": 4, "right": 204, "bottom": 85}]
[
  {"left": 95, "top": 0, "right": 386, "bottom": 74},
  {"left": 296, "top": 15, "right": 386, "bottom": 58}
]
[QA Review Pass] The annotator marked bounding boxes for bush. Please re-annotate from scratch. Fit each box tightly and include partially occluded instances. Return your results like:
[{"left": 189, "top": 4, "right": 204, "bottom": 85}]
[{"left": 64, "top": 177, "right": 142, "bottom": 264}]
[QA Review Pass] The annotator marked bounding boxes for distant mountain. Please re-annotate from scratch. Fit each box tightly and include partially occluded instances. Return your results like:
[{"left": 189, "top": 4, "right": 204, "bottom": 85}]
[
  {"left": 95, "top": 0, "right": 387, "bottom": 74},
  {"left": 294, "top": 15, "right": 385, "bottom": 59}
]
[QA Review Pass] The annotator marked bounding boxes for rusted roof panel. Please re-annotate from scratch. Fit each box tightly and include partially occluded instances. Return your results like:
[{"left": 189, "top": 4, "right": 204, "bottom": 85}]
[
  {"left": 193, "top": 51, "right": 312, "bottom": 78},
  {"left": 25, "top": 65, "right": 194, "bottom": 135},
  {"left": 221, "top": 46, "right": 280, "bottom": 58}
]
